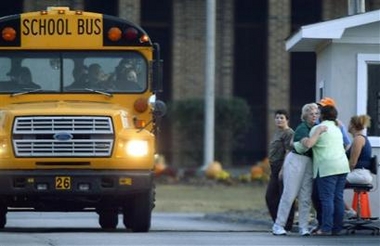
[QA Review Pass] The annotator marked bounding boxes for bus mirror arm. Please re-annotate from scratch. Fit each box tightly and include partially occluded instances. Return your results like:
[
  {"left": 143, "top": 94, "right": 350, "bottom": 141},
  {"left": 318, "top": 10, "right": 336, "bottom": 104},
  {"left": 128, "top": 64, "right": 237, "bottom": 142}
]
[
  {"left": 152, "top": 43, "right": 163, "bottom": 93},
  {"left": 136, "top": 100, "right": 166, "bottom": 133}
]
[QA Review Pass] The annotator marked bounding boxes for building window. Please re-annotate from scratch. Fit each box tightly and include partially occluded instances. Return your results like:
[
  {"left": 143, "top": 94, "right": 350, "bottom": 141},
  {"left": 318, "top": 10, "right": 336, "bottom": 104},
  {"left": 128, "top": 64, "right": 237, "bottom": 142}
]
[
  {"left": 84, "top": 0, "right": 117, "bottom": 15},
  {"left": 357, "top": 54, "right": 380, "bottom": 146},
  {"left": 367, "top": 64, "right": 380, "bottom": 136},
  {"left": 233, "top": 0, "right": 268, "bottom": 161}
]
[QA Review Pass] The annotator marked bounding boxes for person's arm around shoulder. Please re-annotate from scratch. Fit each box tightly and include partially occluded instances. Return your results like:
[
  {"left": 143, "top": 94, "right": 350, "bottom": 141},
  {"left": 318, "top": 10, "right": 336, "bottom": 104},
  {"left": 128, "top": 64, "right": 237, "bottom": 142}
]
[
  {"left": 348, "top": 135, "right": 365, "bottom": 170},
  {"left": 293, "top": 141, "right": 309, "bottom": 154},
  {"left": 301, "top": 125, "right": 328, "bottom": 149}
]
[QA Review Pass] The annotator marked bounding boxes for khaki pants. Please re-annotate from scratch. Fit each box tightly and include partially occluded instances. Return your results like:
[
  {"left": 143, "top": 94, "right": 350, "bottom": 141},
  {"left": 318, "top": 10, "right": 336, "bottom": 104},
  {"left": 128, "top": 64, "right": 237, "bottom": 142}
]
[{"left": 275, "top": 152, "right": 313, "bottom": 230}]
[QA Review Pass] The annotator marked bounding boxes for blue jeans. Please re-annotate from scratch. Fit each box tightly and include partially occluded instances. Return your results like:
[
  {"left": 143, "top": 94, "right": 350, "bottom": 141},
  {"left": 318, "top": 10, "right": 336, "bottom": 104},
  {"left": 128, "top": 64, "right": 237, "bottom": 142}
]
[
  {"left": 312, "top": 178, "right": 322, "bottom": 227},
  {"left": 316, "top": 173, "right": 347, "bottom": 233}
]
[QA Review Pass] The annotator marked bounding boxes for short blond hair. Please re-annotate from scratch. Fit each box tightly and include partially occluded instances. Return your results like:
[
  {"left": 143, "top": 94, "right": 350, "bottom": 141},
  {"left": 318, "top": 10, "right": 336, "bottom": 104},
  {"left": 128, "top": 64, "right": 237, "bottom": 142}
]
[{"left": 301, "top": 103, "right": 319, "bottom": 121}]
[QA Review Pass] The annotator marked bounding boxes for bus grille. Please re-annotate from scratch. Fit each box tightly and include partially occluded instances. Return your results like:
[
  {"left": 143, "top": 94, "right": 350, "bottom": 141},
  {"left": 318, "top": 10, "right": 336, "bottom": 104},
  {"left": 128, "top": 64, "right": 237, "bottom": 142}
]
[{"left": 12, "top": 116, "right": 114, "bottom": 157}]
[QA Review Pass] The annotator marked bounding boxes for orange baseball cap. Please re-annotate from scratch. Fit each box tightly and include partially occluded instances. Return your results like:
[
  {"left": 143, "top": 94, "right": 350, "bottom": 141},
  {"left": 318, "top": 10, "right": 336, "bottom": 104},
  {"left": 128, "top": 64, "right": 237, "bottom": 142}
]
[{"left": 318, "top": 97, "right": 336, "bottom": 107}]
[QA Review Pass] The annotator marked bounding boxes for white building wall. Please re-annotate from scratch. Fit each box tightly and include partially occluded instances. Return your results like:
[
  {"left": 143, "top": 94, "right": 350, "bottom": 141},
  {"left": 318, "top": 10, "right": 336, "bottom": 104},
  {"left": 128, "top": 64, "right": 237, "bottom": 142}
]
[
  {"left": 316, "top": 42, "right": 380, "bottom": 217},
  {"left": 317, "top": 43, "right": 380, "bottom": 127}
]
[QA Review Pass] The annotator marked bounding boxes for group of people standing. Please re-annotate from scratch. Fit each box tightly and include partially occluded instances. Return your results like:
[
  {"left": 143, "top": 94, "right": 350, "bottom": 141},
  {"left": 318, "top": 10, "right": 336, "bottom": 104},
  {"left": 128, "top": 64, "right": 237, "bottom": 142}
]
[{"left": 266, "top": 97, "right": 373, "bottom": 236}]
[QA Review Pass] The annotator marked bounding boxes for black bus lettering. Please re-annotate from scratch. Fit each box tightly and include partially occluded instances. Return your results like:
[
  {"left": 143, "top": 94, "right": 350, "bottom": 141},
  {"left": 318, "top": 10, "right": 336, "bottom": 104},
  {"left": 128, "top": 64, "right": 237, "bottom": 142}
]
[
  {"left": 85, "top": 19, "right": 92, "bottom": 35},
  {"left": 55, "top": 19, "right": 72, "bottom": 35},
  {"left": 65, "top": 19, "right": 72, "bottom": 34},
  {"left": 39, "top": 19, "right": 47, "bottom": 35},
  {"left": 47, "top": 19, "right": 55, "bottom": 35},
  {"left": 94, "top": 19, "right": 101, "bottom": 34},
  {"left": 77, "top": 19, "right": 85, "bottom": 34},
  {"left": 22, "top": 18, "right": 73, "bottom": 35},
  {"left": 28, "top": 19, "right": 40, "bottom": 35},
  {"left": 77, "top": 18, "right": 101, "bottom": 35},
  {"left": 56, "top": 19, "right": 64, "bottom": 34},
  {"left": 22, "top": 19, "right": 31, "bottom": 35}
]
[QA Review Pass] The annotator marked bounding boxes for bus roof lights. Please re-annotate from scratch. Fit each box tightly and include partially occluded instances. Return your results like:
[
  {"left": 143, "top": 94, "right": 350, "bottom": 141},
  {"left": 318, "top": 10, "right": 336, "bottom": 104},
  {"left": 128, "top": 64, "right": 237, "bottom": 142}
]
[
  {"left": 2, "top": 27, "right": 16, "bottom": 41},
  {"left": 108, "top": 27, "right": 122, "bottom": 41},
  {"left": 75, "top": 10, "right": 83, "bottom": 15},
  {"left": 140, "top": 35, "right": 150, "bottom": 43},
  {"left": 124, "top": 27, "right": 138, "bottom": 41},
  {"left": 58, "top": 9, "right": 66, "bottom": 14},
  {"left": 40, "top": 10, "right": 48, "bottom": 15},
  {"left": 47, "top": 6, "right": 70, "bottom": 11}
]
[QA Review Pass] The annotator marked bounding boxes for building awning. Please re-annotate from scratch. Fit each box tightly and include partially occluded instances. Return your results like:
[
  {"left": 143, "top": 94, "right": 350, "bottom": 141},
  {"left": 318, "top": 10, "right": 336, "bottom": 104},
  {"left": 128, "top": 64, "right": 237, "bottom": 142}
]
[{"left": 286, "top": 9, "right": 380, "bottom": 52}]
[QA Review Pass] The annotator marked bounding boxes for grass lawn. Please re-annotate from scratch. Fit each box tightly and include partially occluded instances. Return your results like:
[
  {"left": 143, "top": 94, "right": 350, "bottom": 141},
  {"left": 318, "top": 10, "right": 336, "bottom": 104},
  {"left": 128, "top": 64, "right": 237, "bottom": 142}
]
[{"left": 154, "top": 183, "right": 267, "bottom": 213}]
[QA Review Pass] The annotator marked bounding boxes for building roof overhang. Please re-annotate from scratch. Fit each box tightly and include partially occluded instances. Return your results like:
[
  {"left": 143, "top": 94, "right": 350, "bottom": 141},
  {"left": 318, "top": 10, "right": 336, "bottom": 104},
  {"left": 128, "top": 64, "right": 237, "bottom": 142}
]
[{"left": 286, "top": 10, "right": 380, "bottom": 52}]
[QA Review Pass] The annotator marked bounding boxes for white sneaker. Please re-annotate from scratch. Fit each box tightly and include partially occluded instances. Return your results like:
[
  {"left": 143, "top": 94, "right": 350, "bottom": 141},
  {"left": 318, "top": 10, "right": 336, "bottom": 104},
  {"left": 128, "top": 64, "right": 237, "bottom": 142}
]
[
  {"left": 344, "top": 208, "right": 357, "bottom": 219},
  {"left": 299, "top": 228, "right": 310, "bottom": 236},
  {"left": 272, "top": 223, "right": 287, "bottom": 235},
  {"left": 310, "top": 225, "right": 320, "bottom": 233}
]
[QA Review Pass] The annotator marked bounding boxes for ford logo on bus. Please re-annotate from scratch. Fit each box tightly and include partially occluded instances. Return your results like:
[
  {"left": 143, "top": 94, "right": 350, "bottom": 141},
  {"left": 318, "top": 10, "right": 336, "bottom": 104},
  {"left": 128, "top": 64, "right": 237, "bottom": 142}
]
[{"left": 53, "top": 132, "right": 73, "bottom": 141}]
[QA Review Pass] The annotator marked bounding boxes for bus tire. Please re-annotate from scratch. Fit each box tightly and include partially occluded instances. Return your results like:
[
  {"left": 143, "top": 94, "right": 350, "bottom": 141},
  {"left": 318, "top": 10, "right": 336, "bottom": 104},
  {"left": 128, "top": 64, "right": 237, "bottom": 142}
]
[
  {"left": 124, "top": 187, "right": 154, "bottom": 232},
  {"left": 0, "top": 213, "right": 5, "bottom": 229},
  {"left": 122, "top": 202, "right": 133, "bottom": 229},
  {"left": 98, "top": 209, "right": 118, "bottom": 230},
  {"left": 0, "top": 205, "right": 6, "bottom": 229}
]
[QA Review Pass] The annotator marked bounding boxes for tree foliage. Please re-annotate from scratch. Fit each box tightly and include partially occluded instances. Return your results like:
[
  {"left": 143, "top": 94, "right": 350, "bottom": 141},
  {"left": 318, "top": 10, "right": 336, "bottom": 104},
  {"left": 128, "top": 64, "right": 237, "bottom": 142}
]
[{"left": 168, "top": 97, "right": 252, "bottom": 166}]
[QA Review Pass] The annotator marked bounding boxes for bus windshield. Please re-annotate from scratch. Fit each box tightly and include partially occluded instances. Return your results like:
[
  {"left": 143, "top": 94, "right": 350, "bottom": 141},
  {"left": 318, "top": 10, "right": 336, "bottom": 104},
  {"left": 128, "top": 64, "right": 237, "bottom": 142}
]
[{"left": 0, "top": 51, "right": 147, "bottom": 94}]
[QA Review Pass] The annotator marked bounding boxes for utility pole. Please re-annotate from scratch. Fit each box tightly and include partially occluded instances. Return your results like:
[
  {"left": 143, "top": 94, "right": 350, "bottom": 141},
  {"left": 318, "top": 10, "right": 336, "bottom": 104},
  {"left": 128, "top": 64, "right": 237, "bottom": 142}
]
[{"left": 201, "top": 0, "right": 216, "bottom": 171}]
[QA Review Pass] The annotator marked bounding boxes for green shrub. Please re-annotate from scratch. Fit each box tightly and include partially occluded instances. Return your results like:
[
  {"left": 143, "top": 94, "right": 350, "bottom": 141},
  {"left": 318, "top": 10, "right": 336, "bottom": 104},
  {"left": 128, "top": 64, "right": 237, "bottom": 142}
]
[{"left": 168, "top": 97, "right": 252, "bottom": 167}]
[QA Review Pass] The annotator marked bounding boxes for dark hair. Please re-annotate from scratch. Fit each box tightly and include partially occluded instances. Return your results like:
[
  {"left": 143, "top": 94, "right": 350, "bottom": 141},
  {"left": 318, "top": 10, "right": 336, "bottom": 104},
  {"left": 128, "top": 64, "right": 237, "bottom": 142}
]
[
  {"left": 320, "top": 105, "right": 338, "bottom": 123},
  {"left": 274, "top": 109, "right": 289, "bottom": 120}
]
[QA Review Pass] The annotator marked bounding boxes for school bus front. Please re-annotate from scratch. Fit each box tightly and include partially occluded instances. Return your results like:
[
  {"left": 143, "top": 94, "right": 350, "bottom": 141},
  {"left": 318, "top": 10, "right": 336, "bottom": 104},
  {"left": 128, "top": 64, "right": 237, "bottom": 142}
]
[{"left": 0, "top": 7, "right": 164, "bottom": 232}]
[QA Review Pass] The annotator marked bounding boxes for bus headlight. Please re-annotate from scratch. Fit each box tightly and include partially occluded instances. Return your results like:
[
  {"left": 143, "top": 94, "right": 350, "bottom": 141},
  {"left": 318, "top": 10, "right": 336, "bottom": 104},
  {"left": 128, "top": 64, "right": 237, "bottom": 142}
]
[{"left": 126, "top": 140, "right": 148, "bottom": 157}]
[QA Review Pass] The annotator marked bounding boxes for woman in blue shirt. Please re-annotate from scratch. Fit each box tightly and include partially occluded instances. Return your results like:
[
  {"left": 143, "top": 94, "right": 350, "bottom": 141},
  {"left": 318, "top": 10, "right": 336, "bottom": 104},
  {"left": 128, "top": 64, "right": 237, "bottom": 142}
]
[{"left": 346, "top": 114, "right": 372, "bottom": 184}]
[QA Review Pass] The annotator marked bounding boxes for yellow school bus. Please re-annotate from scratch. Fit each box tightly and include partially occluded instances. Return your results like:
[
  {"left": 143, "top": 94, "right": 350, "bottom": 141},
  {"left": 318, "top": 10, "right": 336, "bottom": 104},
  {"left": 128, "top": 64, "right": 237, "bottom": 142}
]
[{"left": 0, "top": 7, "right": 165, "bottom": 232}]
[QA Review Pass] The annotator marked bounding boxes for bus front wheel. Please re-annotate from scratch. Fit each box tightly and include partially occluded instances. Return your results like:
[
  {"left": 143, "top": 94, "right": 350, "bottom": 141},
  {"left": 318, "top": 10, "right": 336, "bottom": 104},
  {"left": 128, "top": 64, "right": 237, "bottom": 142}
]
[
  {"left": 123, "top": 189, "right": 154, "bottom": 232},
  {"left": 0, "top": 205, "right": 6, "bottom": 229},
  {"left": 98, "top": 209, "right": 118, "bottom": 230}
]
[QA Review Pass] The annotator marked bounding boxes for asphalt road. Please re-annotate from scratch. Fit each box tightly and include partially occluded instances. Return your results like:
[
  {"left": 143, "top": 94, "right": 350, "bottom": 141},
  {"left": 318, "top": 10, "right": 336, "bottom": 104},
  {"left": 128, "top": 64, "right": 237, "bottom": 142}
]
[{"left": 0, "top": 212, "right": 378, "bottom": 246}]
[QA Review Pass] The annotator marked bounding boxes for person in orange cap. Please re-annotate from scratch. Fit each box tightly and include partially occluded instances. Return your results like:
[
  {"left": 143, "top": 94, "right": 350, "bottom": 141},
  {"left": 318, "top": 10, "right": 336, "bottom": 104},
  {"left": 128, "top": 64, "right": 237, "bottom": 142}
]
[
  {"left": 318, "top": 97, "right": 336, "bottom": 107},
  {"left": 301, "top": 105, "right": 350, "bottom": 235},
  {"left": 317, "top": 97, "right": 351, "bottom": 150},
  {"left": 311, "top": 97, "right": 353, "bottom": 233}
]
